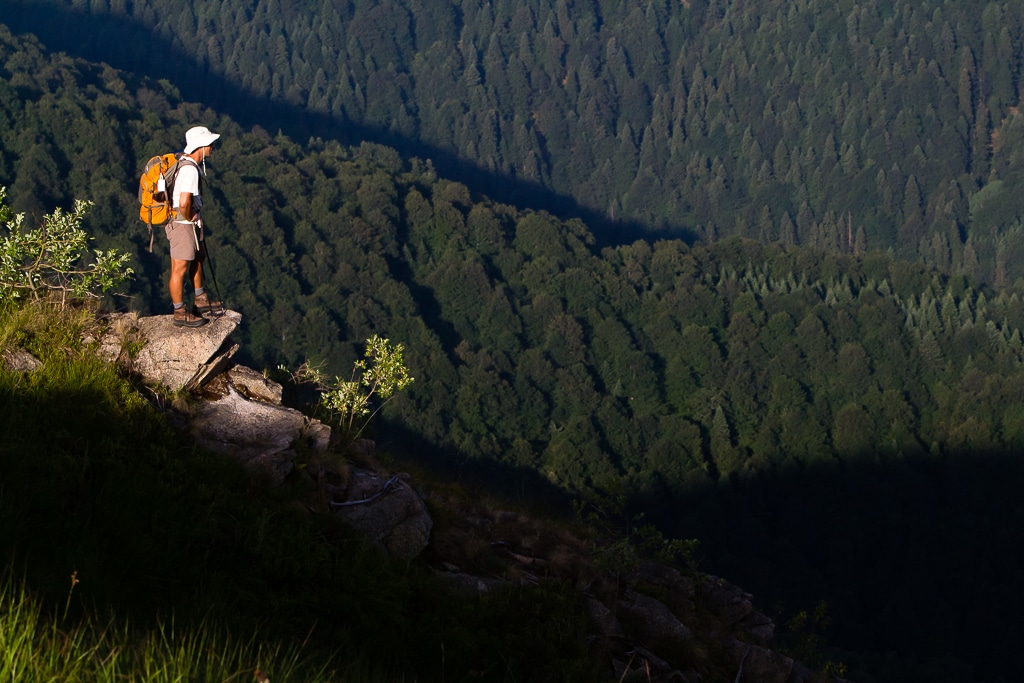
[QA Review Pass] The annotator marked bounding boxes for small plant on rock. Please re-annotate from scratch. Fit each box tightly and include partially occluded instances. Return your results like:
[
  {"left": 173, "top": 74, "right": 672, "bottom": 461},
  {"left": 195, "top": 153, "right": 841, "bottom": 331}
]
[{"left": 289, "top": 335, "right": 414, "bottom": 446}]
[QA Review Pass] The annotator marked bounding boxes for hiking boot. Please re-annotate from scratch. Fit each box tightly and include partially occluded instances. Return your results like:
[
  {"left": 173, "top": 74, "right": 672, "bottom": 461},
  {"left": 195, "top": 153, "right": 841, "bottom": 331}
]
[
  {"left": 194, "top": 291, "right": 223, "bottom": 314},
  {"left": 173, "top": 306, "right": 208, "bottom": 328}
]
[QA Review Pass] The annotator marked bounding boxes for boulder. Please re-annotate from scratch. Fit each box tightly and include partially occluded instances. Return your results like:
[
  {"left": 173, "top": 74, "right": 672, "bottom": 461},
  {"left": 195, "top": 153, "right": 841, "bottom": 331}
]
[
  {"left": 133, "top": 310, "right": 242, "bottom": 392},
  {"left": 189, "top": 384, "right": 330, "bottom": 486},
  {"left": 725, "top": 641, "right": 812, "bottom": 683},
  {"left": 2, "top": 348, "right": 42, "bottom": 372},
  {"left": 94, "top": 309, "right": 434, "bottom": 560},
  {"left": 631, "top": 560, "right": 775, "bottom": 645},
  {"left": 585, "top": 596, "right": 627, "bottom": 639},
  {"left": 616, "top": 588, "right": 693, "bottom": 649},
  {"left": 224, "top": 364, "right": 284, "bottom": 404},
  {"left": 700, "top": 574, "right": 775, "bottom": 644},
  {"left": 610, "top": 644, "right": 678, "bottom": 683},
  {"left": 331, "top": 467, "right": 433, "bottom": 561},
  {"left": 633, "top": 560, "right": 697, "bottom": 615}
]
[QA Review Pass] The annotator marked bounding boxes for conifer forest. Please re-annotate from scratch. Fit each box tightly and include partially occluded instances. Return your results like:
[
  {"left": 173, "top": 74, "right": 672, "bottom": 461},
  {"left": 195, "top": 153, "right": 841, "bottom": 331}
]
[{"left": 3, "top": 1, "right": 1024, "bottom": 680}]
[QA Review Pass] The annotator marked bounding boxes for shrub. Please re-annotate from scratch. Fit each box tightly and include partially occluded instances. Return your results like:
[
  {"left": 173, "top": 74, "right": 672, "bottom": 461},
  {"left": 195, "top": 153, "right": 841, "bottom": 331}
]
[
  {"left": 289, "top": 335, "right": 414, "bottom": 443},
  {"left": 0, "top": 187, "right": 133, "bottom": 305}
]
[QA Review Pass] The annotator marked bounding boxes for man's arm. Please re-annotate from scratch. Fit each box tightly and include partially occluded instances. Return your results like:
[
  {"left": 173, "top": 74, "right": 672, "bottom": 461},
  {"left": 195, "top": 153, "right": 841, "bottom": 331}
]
[{"left": 178, "top": 192, "right": 195, "bottom": 221}]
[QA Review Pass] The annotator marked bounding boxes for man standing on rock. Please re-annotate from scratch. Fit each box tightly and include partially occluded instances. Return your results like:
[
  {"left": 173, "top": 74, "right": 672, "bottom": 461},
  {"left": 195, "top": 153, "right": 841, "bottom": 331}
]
[{"left": 167, "top": 125, "right": 222, "bottom": 328}]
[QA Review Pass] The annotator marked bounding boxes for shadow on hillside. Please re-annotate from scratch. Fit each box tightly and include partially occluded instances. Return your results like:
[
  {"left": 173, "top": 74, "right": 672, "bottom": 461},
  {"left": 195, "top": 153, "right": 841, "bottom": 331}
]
[
  {"left": 0, "top": 376, "right": 580, "bottom": 665},
  {"left": 2, "top": 363, "right": 1021, "bottom": 682},
  {"left": 630, "top": 448, "right": 1024, "bottom": 683},
  {"left": 0, "top": 4, "right": 696, "bottom": 249},
  {"left": 376, "top": 418, "right": 577, "bottom": 518}
]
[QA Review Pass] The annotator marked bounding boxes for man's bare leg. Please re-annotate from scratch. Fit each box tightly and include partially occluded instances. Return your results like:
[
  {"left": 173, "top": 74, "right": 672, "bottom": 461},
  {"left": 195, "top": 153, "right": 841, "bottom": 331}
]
[
  {"left": 169, "top": 257, "right": 190, "bottom": 306},
  {"left": 169, "top": 257, "right": 207, "bottom": 327}
]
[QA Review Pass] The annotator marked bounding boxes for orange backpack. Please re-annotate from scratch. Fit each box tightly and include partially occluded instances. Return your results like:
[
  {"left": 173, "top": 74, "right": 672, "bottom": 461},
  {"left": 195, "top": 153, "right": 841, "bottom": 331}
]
[{"left": 137, "top": 153, "right": 190, "bottom": 251}]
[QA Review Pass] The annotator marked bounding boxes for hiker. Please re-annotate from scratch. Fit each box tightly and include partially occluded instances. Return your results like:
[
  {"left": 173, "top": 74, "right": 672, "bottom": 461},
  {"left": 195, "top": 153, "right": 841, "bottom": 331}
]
[{"left": 167, "top": 125, "right": 222, "bottom": 327}]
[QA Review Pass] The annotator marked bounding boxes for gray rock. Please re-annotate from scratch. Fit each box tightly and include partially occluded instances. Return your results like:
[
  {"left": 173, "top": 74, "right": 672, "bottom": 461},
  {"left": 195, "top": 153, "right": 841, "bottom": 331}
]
[
  {"left": 133, "top": 310, "right": 242, "bottom": 392},
  {"left": 616, "top": 588, "right": 693, "bottom": 649},
  {"left": 99, "top": 309, "right": 430, "bottom": 559},
  {"left": 332, "top": 467, "right": 433, "bottom": 561},
  {"left": 94, "top": 312, "right": 142, "bottom": 364},
  {"left": 611, "top": 644, "right": 678, "bottom": 683},
  {"left": 725, "top": 640, "right": 812, "bottom": 683},
  {"left": 189, "top": 384, "right": 329, "bottom": 486},
  {"left": 633, "top": 560, "right": 697, "bottom": 615},
  {"left": 631, "top": 560, "right": 775, "bottom": 645},
  {"left": 585, "top": 596, "right": 627, "bottom": 639},
  {"left": 700, "top": 575, "right": 775, "bottom": 644},
  {"left": 2, "top": 348, "right": 42, "bottom": 372},
  {"left": 225, "top": 364, "right": 284, "bottom": 404}
]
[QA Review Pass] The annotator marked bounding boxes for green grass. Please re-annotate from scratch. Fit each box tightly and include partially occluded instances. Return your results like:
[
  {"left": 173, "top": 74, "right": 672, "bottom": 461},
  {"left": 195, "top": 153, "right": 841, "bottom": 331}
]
[
  {"left": 0, "top": 574, "right": 348, "bottom": 683},
  {"left": 0, "top": 300, "right": 601, "bottom": 682}
]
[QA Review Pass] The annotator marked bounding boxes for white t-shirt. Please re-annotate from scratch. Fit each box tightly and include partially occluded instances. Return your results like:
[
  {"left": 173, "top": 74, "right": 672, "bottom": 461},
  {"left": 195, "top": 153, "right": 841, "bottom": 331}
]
[{"left": 172, "top": 162, "right": 202, "bottom": 211}]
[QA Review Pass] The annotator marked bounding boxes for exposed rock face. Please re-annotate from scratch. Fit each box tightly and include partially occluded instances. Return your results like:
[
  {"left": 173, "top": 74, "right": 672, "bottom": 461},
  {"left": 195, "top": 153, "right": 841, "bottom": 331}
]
[
  {"left": 625, "top": 560, "right": 776, "bottom": 646},
  {"left": 698, "top": 572, "right": 777, "bottom": 645},
  {"left": 132, "top": 310, "right": 242, "bottom": 392},
  {"left": 223, "top": 364, "right": 283, "bottom": 404},
  {"left": 429, "top": 507, "right": 811, "bottom": 683},
  {"left": 584, "top": 597, "right": 626, "bottom": 639},
  {"left": 575, "top": 560, "right": 802, "bottom": 683},
  {"left": 726, "top": 640, "right": 813, "bottom": 683},
  {"left": 189, "top": 383, "right": 330, "bottom": 486},
  {"left": 616, "top": 588, "right": 693, "bottom": 649}
]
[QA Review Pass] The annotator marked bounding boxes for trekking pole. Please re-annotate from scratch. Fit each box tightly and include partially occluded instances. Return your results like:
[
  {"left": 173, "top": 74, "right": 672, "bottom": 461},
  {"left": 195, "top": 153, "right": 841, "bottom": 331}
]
[
  {"left": 198, "top": 219, "right": 227, "bottom": 317},
  {"left": 196, "top": 167, "right": 226, "bottom": 316}
]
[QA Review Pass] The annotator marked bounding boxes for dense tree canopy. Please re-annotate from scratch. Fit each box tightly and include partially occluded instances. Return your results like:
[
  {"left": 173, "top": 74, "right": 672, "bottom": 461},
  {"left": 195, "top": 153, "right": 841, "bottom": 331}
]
[{"left": 8, "top": 0, "right": 1024, "bottom": 290}]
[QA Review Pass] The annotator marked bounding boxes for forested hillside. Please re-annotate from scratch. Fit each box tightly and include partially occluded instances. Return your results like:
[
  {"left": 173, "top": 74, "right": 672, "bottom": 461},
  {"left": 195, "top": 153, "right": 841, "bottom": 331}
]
[
  {"left": 8, "top": 0, "right": 1024, "bottom": 288},
  {"left": 2, "top": 18, "right": 1024, "bottom": 683}
]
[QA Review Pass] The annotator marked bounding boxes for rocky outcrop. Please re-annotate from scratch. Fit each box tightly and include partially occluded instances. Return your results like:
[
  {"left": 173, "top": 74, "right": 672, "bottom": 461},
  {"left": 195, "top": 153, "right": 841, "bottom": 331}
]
[
  {"left": 189, "top": 383, "right": 330, "bottom": 486},
  {"left": 222, "top": 364, "right": 283, "bottom": 403},
  {"left": 428, "top": 500, "right": 816, "bottom": 683},
  {"left": 584, "top": 561, "right": 808, "bottom": 683},
  {"left": 95, "top": 310, "right": 239, "bottom": 392},
  {"left": 132, "top": 310, "right": 242, "bottom": 392},
  {"left": 98, "top": 309, "right": 432, "bottom": 560},
  {"left": 616, "top": 587, "right": 693, "bottom": 649},
  {"left": 725, "top": 640, "right": 813, "bottom": 683}
]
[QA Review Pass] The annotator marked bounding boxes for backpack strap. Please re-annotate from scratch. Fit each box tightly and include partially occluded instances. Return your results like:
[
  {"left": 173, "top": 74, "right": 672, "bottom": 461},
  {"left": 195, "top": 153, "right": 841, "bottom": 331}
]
[
  {"left": 164, "top": 155, "right": 205, "bottom": 226},
  {"left": 169, "top": 156, "right": 204, "bottom": 205}
]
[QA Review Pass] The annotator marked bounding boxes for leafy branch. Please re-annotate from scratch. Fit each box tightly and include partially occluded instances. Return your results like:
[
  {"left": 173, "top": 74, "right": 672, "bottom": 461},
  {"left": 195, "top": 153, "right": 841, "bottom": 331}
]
[
  {"left": 0, "top": 187, "right": 134, "bottom": 305},
  {"left": 289, "top": 335, "right": 414, "bottom": 444}
]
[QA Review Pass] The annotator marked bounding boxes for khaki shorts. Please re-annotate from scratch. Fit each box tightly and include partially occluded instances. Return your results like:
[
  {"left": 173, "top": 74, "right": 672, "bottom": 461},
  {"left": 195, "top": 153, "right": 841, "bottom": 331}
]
[{"left": 164, "top": 221, "right": 203, "bottom": 261}]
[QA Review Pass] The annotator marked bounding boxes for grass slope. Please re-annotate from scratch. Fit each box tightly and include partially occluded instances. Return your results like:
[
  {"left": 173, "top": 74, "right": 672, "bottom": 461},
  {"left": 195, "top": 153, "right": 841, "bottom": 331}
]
[{"left": 0, "top": 301, "right": 597, "bottom": 682}]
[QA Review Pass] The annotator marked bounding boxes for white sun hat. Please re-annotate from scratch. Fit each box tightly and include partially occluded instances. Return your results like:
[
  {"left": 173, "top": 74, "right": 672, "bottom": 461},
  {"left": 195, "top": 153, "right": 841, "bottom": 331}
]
[{"left": 184, "top": 126, "right": 221, "bottom": 154}]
